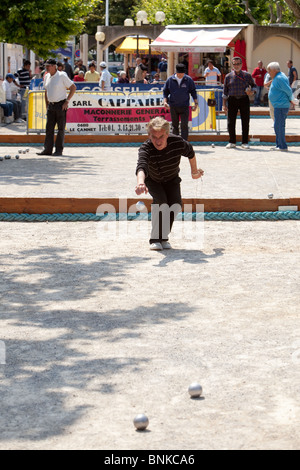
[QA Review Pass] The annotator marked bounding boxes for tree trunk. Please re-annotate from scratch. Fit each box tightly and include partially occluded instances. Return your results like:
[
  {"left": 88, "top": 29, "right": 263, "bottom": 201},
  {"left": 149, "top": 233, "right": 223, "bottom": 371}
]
[{"left": 284, "top": 0, "right": 300, "bottom": 19}]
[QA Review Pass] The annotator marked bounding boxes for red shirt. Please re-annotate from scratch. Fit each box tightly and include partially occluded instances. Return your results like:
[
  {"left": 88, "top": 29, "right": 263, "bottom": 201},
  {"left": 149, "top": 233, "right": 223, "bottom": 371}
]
[
  {"left": 73, "top": 75, "right": 85, "bottom": 82},
  {"left": 252, "top": 67, "right": 267, "bottom": 87}
]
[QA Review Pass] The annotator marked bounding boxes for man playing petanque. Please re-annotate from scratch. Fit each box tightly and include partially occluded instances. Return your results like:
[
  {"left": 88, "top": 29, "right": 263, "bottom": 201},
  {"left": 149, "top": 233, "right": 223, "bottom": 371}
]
[{"left": 135, "top": 117, "right": 204, "bottom": 250}]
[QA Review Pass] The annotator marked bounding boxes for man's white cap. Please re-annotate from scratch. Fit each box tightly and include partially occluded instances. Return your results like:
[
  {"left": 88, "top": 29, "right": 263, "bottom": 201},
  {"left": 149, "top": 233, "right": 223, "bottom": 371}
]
[{"left": 100, "top": 61, "right": 107, "bottom": 68}]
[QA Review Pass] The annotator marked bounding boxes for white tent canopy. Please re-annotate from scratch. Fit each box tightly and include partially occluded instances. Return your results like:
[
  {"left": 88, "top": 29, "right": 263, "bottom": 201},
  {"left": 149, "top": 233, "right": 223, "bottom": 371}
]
[{"left": 151, "top": 24, "right": 247, "bottom": 53}]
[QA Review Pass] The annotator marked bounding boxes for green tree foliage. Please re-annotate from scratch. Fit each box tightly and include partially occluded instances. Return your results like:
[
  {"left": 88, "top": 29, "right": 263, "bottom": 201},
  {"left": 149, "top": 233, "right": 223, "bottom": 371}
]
[
  {"left": 0, "top": 0, "right": 97, "bottom": 57},
  {"left": 83, "top": 0, "right": 140, "bottom": 33},
  {"left": 131, "top": 0, "right": 298, "bottom": 25}
]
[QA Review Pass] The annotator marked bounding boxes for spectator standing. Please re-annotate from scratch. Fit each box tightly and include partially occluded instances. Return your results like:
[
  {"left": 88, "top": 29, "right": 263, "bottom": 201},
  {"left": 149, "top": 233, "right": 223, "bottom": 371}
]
[
  {"left": 134, "top": 58, "right": 143, "bottom": 83},
  {"left": 163, "top": 63, "right": 198, "bottom": 141},
  {"left": 63, "top": 57, "right": 74, "bottom": 79},
  {"left": 99, "top": 62, "right": 113, "bottom": 91},
  {"left": 141, "top": 68, "right": 149, "bottom": 84},
  {"left": 267, "top": 62, "right": 294, "bottom": 151},
  {"left": 157, "top": 58, "right": 168, "bottom": 81},
  {"left": 222, "top": 56, "right": 256, "bottom": 149},
  {"left": 14, "top": 59, "right": 32, "bottom": 119},
  {"left": 264, "top": 71, "right": 274, "bottom": 122},
  {"left": 37, "top": 59, "right": 76, "bottom": 156},
  {"left": 287, "top": 60, "right": 298, "bottom": 110},
  {"left": 2, "top": 74, "right": 23, "bottom": 123},
  {"left": 252, "top": 60, "right": 267, "bottom": 106},
  {"left": 57, "top": 62, "right": 67, "bottom": 75},
  {"left": 287, "top": 60, "right": 298, "bottom": 90},
  {"left": 77, "top": 59, "right": 87, "bottom": 74},
  {"left": 204, "top": 60, "right": 221, "bottom": 86},
  {"left": 84, "top": 62, "right": 100, "bottom": 82}
]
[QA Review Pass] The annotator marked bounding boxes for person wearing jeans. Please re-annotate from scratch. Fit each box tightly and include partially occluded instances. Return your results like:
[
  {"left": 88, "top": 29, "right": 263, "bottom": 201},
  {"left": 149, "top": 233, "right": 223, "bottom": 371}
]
[
  {"left": 2, "top": 74, "right": 23, "bottom": 123},
  {"left": 267, "top": 62, "right": 294, "bottom": 151},
  {"left": 252, "top": 60, "right": 267, "bottom": 106},
  {"left": 0, "top": 102, "right": 13, "bottom": 123},
  {"left": 273, "top": 108, "right": 290, "bottom": 150}
]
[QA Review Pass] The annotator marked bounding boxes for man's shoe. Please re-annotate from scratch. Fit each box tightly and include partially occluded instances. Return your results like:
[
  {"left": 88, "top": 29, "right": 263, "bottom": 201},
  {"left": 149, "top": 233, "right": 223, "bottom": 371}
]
[
  {"left": 36, "top": 150, "right": 52, "bottom": 156},
  {"left": 270, "top": 147, "right": 288, "bottom": 152},
  {"left": 241, "top": 143, "right": 250, "bottom": 149},
  {"left": 52, "top": 151, "right": 63, "bottom": 156},
  {"left": 150, "top": 242, "right": 163, "bottom": 251},
  {"left": 161, "top": 241, "right": 172, "bottom": 249},
  {"left": 225, "top": 143, "right": 236, "bottom": 149}
]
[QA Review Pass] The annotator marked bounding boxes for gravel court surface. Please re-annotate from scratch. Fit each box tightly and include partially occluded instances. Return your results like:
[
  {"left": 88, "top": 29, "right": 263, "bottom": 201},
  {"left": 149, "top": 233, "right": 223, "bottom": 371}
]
[
  {"left": 0, "top": 115, "right": 300, "bottom": 449},
  {"left": 0, "top": 220, "right": 299, "bottom": 450},
  {"left": 0, "top": 144, "right": 299, "bottom": 199}
]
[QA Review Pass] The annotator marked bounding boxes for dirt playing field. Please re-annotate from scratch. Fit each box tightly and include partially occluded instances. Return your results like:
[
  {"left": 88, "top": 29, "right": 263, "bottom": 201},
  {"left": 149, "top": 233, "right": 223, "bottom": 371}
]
[
  {"left": 0, "top": 139, "right": 299, "bottom": 450},
  {"left": 0, "top": 218, "right": 299, "bottom": 450}
]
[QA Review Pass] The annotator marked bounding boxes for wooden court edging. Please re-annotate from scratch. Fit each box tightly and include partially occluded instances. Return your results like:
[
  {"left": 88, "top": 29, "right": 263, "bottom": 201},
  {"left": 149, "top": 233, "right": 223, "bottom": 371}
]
[
  {"left": 0, "top": 198, "right": 299, "bottom": 214},
  {"left": 0, "top": 134, "right": 300, "bottom": 144}
]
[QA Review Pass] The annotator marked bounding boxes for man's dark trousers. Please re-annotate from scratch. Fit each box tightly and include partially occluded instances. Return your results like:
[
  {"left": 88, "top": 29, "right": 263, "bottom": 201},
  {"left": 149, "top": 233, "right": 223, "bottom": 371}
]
[
  {"left": 227, "top": 95, "right": 250, "bottom": 144},
  {"left": 145, "top": 176, "right": 182, "bottom": 244},
  {"left": 170, "top": 106, "right": 190, "bottom": 141},
  {"left": 44, "top": 100, "right": 67, "bottom": 154}
]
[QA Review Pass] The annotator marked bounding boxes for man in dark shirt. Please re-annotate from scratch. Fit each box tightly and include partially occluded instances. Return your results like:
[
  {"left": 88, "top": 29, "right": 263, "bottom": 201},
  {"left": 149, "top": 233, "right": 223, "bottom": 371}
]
[
  {"left": 287, "top": 60, "right": 298, "bottom": 90},
  {"left": 222, "top": 57, "right": 256, "bottom": 149},
  {"left": 63, "top": 57, "right": 74, "bottom": 79},
  {"left": 135, "top": 116, "right": 204, "bottom": 250},
  {"left": 14, "top": 60, "right": 32, "bottom": 119},
  {"left": 163, "top": 63, "right": 198, "bottom": 141},
  {"left": 287, "top": 60, "right": 298, "bottom": 110}
]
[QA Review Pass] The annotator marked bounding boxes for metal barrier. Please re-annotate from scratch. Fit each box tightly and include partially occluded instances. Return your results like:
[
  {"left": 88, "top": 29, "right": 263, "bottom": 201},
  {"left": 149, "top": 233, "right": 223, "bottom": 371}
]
[
  {"left": 190, "top": 89, "right": 218, "bottom": 134},
  {"left": 27, "top": 91, "right": 47, "bottom": 133},
  {"left": 27, "top": 91, "right": 125, "bottom": 134},
  {"left": 27, "top": 89, "right": 222, "bottom": 135}
]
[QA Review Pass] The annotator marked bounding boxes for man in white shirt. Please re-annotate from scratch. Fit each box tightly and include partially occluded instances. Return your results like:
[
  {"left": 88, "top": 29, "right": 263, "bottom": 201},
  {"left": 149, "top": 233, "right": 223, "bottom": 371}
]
[
  {"left": 37, "top": 58, "right": 76, "bottom": 156},
  {"left": 99, "top": 61, "right": 113, "bottom": 91},
  {"left": 2, "top": 74, "right": 23, "bottom": 123},
  {"left": 204, "top": 60, "right": 221, "bottom": 86}
]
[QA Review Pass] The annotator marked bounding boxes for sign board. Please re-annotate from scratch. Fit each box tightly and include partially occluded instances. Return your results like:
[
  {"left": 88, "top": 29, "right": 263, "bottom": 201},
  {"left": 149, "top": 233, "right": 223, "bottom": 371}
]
[
  {"left": 27, "top": 90, "right": 216, "bottom": 134},
  {"left": 66, "top": 93, "right": 174, "bottom": 134}
]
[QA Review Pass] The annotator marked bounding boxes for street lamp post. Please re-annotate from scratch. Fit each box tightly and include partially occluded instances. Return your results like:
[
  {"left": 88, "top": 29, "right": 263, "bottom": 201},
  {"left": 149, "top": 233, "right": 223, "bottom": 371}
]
[
  {"left": 95, "top": 30, "right": 106, "bottom": 71},
  {"left": 105, "top": 0, "right": 109, "bottom": 64},
  {"left": 124, "top": 10, "right": 165, "bottom": 77}
]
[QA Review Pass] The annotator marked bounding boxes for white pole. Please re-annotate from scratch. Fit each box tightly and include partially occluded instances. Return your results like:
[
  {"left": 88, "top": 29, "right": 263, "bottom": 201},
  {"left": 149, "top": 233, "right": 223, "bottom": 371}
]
[{"left": 105, "top": 0, "right": 109, "bottom": 64}]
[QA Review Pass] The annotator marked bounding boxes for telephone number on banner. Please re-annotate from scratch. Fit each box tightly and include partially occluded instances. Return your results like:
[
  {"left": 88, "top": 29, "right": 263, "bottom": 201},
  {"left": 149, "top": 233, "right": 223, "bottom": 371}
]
[{"left": 67, "top": 123, "right": 146, "bottom": 134}]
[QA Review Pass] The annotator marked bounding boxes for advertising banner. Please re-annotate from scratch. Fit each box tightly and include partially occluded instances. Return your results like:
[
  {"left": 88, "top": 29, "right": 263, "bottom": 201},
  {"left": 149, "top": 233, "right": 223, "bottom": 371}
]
[
  {"left": 66, "top": 92, "right": 175, "bottom": 135},
  {"left": 27, "top": 90, "right": 216, "bottom": 134}
]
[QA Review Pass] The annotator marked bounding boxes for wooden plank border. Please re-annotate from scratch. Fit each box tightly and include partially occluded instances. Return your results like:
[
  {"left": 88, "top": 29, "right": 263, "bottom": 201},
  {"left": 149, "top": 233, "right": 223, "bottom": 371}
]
[
  {"left": 0, "top": 134, "right": 300, "bottom": 144},
  {"left": 0, "top": 198, "right": 299, "bottom": 214}
]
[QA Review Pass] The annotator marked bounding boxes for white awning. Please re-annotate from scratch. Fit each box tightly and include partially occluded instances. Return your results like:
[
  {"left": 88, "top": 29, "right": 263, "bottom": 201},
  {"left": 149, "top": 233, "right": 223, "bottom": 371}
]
[{"left": 151, "top": 25, "right": 246, "bottom": 53}]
